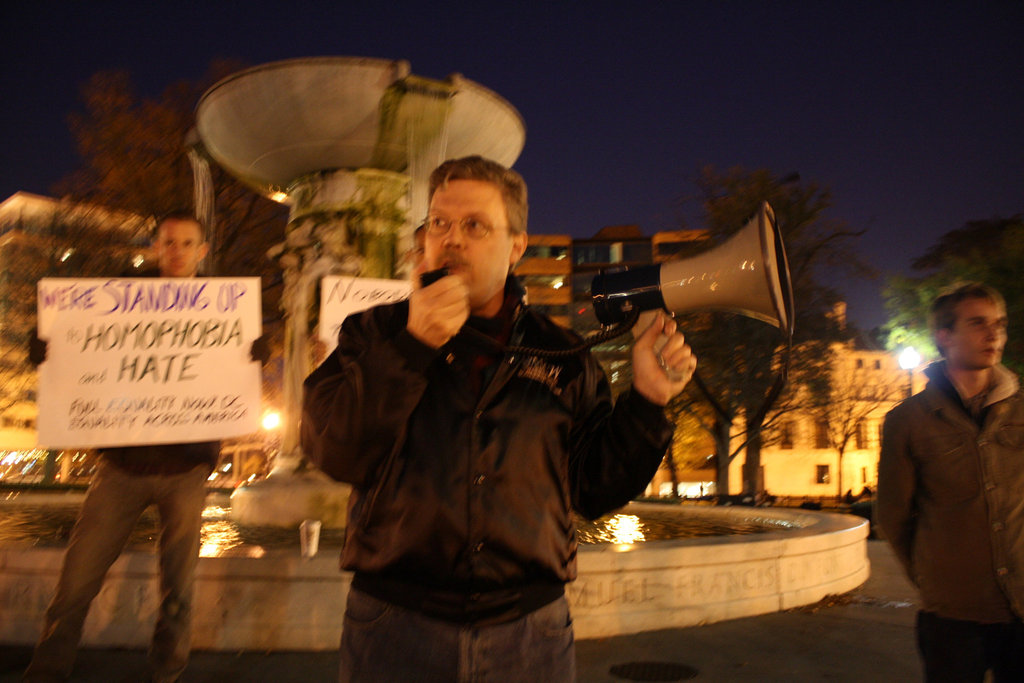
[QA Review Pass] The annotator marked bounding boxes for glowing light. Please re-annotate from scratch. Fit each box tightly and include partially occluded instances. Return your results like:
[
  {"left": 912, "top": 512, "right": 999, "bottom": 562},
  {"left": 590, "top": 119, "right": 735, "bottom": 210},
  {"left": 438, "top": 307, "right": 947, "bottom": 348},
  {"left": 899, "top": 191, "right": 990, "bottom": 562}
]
[
  {"left": 269, "top": 191, "right": 289, "bottom": 203},
  {"left": 60, "top": 249, "right": 74, "bottom": 262},
  {"left": 262, "top": 411, "right": 282, "bottom": 431},
  {"left": 899, "top": 347, "right": 920, "bottom": 370}
]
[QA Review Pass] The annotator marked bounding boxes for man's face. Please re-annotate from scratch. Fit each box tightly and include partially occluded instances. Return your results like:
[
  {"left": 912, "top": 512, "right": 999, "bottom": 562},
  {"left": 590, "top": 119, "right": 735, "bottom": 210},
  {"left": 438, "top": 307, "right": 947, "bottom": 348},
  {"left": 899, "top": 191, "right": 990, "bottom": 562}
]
[
  {"left": 155, "top": 218, "right": 208, "bottom": 278},
  {"left": 424, "top": 179, "right": 527, "bottom": 317},
  {"left": 937, "top": 297, "right": 1008, "bottom": 372}
]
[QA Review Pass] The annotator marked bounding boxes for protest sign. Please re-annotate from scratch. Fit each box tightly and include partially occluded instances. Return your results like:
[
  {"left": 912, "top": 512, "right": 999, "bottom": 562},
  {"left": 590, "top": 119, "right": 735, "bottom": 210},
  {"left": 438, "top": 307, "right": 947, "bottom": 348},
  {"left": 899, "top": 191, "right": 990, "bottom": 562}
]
[
  {"left": 318, "top": 276, "right": 411, "bottom": 352},
  {"left": 36, "top": 277, "right": 262, "bottom": 448}
]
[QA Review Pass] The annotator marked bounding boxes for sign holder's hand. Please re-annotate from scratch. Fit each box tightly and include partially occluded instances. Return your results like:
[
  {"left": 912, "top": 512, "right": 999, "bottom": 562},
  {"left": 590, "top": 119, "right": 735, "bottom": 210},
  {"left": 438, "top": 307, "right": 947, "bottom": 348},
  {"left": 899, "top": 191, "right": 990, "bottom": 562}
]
[
  {"left": 249, "top": 335, "right": 271, "bottom": 364},
  {"left": 28, "top": 331, "right": 48, "bottom": 366}
]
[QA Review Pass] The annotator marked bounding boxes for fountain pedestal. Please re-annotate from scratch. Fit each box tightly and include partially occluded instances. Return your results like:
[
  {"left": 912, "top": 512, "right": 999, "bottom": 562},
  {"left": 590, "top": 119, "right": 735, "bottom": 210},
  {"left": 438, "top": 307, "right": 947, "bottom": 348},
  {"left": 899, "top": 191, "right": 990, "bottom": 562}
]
[
  {"left": 231, "top": 167, "right": 409, "bottom": 527},
  {"left": 230, "top": 466, "right": 348, "bottom": 527},
  {"left": 195, "top": 57, "right": 525, "bottom": 528}
]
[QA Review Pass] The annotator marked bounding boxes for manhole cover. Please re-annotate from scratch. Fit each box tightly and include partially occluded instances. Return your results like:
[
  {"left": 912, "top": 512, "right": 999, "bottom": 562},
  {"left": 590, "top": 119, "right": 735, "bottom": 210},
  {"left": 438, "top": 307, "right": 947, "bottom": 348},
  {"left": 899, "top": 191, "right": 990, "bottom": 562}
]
[{"left": 609, "top": 661, "right": 699, "bottom": 681}]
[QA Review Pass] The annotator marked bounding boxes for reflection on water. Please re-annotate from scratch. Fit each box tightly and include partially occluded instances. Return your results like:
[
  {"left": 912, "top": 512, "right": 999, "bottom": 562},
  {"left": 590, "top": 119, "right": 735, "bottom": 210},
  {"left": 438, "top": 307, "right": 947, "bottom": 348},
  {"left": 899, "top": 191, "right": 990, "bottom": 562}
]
[
  {"left": 0, "top": 504, "right": 348, "bottom": 558},
  {"left": 575, "top": 509, "right": 781, "bottom": 546},
  {"left": 198, "top": 505, "right": 263, "bottom": 558},
  {"left": 581, "top": 514, "right": 646, "bottom": 545},
  {"left": 200, "top": 519, "right": 260, "bottom": 558},
  {"left": 0, "top": 503, "right": 782, "bottom": 556}
]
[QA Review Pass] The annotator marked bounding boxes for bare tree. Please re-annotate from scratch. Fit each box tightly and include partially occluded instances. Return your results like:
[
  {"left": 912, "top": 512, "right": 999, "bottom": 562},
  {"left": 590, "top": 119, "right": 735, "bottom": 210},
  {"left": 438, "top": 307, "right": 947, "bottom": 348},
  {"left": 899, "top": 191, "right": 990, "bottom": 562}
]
[
  {"left": 668, "top": 334, "right": 825, "bottom": 498},
  {"left": 674, "top": 166, "right": 867, "bottom": 496},
  {"left": 806, "top": 344, "right": 906, "bottom": 498},
  {"left": 56, "top": 63, "right": 288, "bottom": 278},
  {"left": 52, "top": 62, "right": 291, "bottom": 409}
]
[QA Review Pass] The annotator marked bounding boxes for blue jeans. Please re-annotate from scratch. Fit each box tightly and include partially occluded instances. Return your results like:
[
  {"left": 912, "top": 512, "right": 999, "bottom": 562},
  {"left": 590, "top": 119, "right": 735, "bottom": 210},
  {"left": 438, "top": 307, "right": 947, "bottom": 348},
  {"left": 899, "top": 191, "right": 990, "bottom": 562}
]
[
  {"left": 24, "top": 460, "right": 209, "bottom": 683},
  {"left": 339, "top": 587, "right": 576, "bottom": 683},
  {"left": 917, "top": 610, "right": 1024, "bottom": 682}
]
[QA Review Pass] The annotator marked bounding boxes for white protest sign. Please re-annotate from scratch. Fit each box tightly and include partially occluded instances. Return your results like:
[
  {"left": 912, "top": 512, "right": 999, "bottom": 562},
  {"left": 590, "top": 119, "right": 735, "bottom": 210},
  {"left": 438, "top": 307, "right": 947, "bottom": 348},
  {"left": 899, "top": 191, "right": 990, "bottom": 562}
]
[
  {"left": 319, "top": 276, "right": 411, "bottom": 352},
  {"left": 36, "top": 277, "right": 262, "bottom": 449}
]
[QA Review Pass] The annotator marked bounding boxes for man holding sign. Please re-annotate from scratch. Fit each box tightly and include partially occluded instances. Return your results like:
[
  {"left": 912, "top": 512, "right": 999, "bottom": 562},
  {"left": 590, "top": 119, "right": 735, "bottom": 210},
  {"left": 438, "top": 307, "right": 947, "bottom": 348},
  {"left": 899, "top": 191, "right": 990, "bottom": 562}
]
[{"left": 25, "top": 212, "right": 255, "bottom": 683}]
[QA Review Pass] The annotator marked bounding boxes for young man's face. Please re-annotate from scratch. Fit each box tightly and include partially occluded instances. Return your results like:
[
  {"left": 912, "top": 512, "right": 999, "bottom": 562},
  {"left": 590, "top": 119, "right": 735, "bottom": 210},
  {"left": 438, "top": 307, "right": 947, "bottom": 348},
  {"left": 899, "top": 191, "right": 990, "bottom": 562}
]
[
  {"left": 155, "top": 218, "right": 208, "bottom": 278},
  {"left": 424, "top": 179, "right": 527, "bottom": 317},
  {"left": 937, "top": 297, "right": 1008, "bottom": 372}
]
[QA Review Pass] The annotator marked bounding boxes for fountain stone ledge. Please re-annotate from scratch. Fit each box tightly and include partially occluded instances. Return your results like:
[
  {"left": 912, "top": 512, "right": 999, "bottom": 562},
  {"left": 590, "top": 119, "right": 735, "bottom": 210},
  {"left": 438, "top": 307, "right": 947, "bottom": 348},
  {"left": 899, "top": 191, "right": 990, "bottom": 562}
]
[{"left": 0, "top": 503, "right": 868, "bottom": 650}]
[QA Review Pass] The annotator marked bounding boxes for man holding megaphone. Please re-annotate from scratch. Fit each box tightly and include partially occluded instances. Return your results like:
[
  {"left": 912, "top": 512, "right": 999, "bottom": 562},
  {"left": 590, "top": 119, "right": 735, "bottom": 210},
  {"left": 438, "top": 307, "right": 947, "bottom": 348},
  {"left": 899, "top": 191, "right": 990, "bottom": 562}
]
[{"left": 302, "top": 155, "right": 695, "bottom": 682}]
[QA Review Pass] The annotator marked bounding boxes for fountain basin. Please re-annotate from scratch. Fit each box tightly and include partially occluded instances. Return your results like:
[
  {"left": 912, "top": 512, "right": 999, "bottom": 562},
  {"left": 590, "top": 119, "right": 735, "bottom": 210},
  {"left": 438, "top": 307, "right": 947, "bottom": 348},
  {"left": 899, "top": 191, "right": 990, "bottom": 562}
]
[
  {"left": 568, "top": 503, "right": 868, "bottom": 637},
  {"left": 195, "top": 57, "right": 526, "bottom": 200},
  {"left": 0, "top": 502, "right": 866, "bottom": 649}
]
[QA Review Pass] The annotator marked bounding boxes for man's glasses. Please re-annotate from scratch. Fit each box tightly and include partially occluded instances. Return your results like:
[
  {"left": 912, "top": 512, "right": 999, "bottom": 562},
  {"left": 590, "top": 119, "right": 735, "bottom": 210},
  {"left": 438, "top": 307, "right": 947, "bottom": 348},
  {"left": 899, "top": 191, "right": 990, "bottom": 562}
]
[{"left": 424, "top": 215, "right": 494, "bottom": 239}]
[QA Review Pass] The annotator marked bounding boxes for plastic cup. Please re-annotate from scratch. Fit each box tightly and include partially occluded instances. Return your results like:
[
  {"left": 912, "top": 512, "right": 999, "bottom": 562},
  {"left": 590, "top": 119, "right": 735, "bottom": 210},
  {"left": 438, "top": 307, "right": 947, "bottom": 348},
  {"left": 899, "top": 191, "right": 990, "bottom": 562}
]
[{"left": 299, "top": 519, "right": 322, "bottom": 559}]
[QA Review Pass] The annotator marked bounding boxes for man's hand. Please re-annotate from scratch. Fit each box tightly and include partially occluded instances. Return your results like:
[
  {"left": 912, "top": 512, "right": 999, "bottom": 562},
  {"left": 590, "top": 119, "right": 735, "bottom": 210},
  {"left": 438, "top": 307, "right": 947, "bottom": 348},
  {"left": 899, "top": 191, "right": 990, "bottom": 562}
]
[
  {"left": 407, "top": 264, "right": 469, "bottom": 349},
  {"left": 632, "top": 312, "right": 696, "bottom": 406}
]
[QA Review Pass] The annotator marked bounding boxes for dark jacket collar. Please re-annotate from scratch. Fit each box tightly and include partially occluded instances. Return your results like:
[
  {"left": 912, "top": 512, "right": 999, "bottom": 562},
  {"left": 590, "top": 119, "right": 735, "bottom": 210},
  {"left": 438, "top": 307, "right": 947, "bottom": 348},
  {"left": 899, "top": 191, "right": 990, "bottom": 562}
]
[{"left": 464, "top": 276, "right": 525, "bottom": 341}]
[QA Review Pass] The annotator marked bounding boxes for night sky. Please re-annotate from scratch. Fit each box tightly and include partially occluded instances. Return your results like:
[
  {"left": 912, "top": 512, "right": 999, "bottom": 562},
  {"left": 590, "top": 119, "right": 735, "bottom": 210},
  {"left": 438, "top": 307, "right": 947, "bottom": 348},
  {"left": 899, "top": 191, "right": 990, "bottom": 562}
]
[{"left": 2, "top": 1, "right": 1022, "bottom": 332}]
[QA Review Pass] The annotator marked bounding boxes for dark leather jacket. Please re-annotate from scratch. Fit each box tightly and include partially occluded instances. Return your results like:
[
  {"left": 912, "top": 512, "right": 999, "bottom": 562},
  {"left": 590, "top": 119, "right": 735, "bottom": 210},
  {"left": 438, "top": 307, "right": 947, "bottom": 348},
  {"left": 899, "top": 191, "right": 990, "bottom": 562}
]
[
  {"left": 302, "top": 279, "right": 672, "bottom": 618},
  {"left": 878, "top": 361, "right": 1024, "bottom": 622}
]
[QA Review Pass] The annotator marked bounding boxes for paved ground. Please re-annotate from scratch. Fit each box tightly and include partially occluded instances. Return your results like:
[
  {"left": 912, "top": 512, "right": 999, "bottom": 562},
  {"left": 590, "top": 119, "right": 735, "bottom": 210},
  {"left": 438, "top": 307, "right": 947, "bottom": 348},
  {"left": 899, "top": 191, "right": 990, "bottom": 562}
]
[{"left": 0, "top": 540, "right": 921, "bottom": 682}]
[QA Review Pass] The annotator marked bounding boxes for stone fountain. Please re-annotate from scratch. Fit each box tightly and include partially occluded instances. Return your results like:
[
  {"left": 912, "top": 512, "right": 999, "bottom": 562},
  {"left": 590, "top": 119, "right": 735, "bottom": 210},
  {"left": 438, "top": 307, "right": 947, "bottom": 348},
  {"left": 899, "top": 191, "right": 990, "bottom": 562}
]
[
  {"left": 0, "top": 58, "right": 872, "bottom": 652},
  {"left": 193, "top": 57, "right": 525, "bottom": 526},
  {"left": 0, "top": 501, "right": 869, "bottom": 648}
]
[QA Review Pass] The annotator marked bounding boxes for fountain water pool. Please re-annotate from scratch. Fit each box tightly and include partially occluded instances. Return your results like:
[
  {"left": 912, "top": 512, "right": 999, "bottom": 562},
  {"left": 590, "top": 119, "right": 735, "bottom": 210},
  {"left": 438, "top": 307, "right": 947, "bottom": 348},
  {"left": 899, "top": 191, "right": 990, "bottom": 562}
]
[
  {"left": 0, "top": 493, "right": 785, "bottom": 553},
  {"left": 0, "top": 497, "right": 867, "bottom": 649}
]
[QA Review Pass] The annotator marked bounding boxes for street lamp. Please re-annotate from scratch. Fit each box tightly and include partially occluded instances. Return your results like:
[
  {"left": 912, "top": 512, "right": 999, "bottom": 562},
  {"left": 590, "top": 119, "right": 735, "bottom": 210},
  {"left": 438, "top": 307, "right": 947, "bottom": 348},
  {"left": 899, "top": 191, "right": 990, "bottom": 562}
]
[
  {"left": 898, "top": 347, "right": 921, "bottom": 398},
  {"left": 261, "top": 410, "right": 282, "bottom": 431}
]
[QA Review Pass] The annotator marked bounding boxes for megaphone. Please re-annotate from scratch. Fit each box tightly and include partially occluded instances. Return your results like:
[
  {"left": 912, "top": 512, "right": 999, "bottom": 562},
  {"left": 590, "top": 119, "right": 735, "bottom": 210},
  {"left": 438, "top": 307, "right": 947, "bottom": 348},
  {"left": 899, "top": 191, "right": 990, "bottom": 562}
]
[{"left": 591, "top": 201, "right": 793, "bottom": 335}]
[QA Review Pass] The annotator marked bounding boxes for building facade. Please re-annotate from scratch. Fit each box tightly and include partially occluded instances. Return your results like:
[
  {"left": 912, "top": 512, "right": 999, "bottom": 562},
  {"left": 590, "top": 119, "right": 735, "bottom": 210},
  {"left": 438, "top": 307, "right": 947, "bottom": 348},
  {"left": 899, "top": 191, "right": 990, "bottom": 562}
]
[
  {"left": 0, "top": 192, "right": 150, "bottom": 483},
  {"left": 517, "top": 225, "right": 915, "bottom": 501},
  {"left": 745, "top": 342, "right": 912, "bottom": 499}
]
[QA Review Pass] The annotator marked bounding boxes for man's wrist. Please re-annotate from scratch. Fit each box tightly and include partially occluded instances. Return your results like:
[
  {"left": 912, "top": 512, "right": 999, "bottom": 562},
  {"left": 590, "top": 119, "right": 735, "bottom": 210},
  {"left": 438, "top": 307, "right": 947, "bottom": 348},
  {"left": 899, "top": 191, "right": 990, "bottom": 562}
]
[{"left": 632, "top": 382, "right": 668, "bottom": 407}]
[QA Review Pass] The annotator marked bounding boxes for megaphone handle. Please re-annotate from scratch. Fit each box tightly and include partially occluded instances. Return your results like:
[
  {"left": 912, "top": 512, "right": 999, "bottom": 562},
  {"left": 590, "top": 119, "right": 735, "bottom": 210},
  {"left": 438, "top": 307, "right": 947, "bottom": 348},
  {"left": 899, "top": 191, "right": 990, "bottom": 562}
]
[
  {"left": 632, "top": 310, "right": 689, "bottom": 382},
  {"left": 631, "top": 310, "right": 665, "bottom": 339}
]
